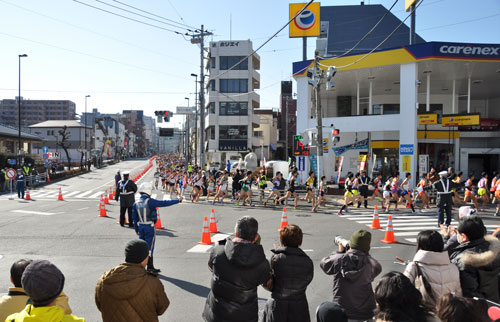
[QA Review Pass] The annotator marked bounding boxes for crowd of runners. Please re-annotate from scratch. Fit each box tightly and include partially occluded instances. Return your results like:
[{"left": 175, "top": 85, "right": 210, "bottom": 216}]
[{"left": 152, "top": 154, "right": 500, "bottom": 216}]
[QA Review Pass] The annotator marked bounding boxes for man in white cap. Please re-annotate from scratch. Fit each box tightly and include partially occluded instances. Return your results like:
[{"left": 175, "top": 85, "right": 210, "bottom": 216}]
[
  {"left": 431, "top": 170, "right": 464, "bottom": 227},
  {"left": 132, "top": 182, "right": 182, "bottom": 274},
  {"left": 116, "top": 171, "right": 137, "bottom": 228}
]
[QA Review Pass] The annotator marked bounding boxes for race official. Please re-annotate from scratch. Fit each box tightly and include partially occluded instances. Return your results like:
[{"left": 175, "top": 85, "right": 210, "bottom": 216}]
[
  {"left": 358, "top": 170, "right": 370, "bottom": 208},
  {"left": 132, "top": 183, "right": 182, "bottom": 274},
  {"left": 432, "top": 171, "right": 464, "bottom": 227},
  {"left": 116, "top": 171, "right": 137, "bottom": 228},
  {"left": 15, "top": 169, "right": 25, "bottom": 199},
  {"left": 114, "top": 170, "right": 121, "bottom": 187}
]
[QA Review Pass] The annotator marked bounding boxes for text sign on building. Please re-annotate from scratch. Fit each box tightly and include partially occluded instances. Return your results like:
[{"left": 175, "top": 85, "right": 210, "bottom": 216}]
[
  {"left": 322, "top": 138, "right": 328, "bottom": 153},
  {"left": 419, "top": 154, "right": 429, "bottom": 175},
  {"left": 298, "top": 156, "right": 305, "bottom": 171},
  {"left": 418, "top": 114, "right": 438, "bottom": 125},
  {"left": 219, "top": 140, "right": 247, "bottom": 151},
  {"left": 293, "top": 135, "right": 310, "bottom": 156},
  {"left": 442, "top": 113, "right": 480, "bottom": 127},
  {"left": 400, "top": 144, "right": 414, "bottom": 155},
  {"left": 289, "top": 2, "right": 321, "bottom": 38},
  {"left": 402, "top": 155, "right": 411, "bottom": 172},
  {"left": 176, "top": 106, "right": 194, "bottom": 115}
]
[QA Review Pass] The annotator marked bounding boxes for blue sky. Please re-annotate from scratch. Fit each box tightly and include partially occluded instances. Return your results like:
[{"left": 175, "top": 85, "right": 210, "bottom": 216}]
[{"left": 0, "top": 0, "right": 499, "bottom": 128}]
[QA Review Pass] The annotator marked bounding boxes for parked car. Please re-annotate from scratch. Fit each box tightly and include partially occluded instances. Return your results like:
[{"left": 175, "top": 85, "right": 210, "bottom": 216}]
[{"left": 230, "top": 160, "right": 247, "bottom": 171}]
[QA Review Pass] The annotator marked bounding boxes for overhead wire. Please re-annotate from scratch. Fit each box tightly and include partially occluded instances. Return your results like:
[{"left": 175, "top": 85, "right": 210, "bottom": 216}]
[{"left": 72, "top": 0, "right": 186, "bottom": 35}]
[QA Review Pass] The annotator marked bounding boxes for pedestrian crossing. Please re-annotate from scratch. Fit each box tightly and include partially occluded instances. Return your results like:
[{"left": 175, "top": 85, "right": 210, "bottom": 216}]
[{"left": 341, "top": 210, "right": 500, "bottom": 243}]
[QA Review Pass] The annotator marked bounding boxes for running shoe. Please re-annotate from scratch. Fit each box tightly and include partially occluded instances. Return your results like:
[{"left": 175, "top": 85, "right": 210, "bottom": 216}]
[
  {"left": 263, "top": 202, "right": 267, "bottom": 207},
  {"left": 337, "top": 211, "right": 343, "bottom": 216}
]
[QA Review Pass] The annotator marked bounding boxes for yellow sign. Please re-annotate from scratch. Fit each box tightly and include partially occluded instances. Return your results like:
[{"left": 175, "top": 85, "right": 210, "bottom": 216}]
[
  {"left": 418, "top": 114, "right": 438, "bottom": 125},
  {"left": 402, "top": 155, "right": 411, "bottom": 172},
  {"left": 289, "top": 3, "right": 321, "bottom": 38},
  {"left": 442, "top": 114, "right": 480, "bottom": 127},
  {"left": 358, "top": 154, "right": 367, "bottom": 162},
  {"left": 405, "top": 0, "right": 418, "bottom": 11},
  {"left": 322, "top": 138, "right": 329, "bottom": 151}
]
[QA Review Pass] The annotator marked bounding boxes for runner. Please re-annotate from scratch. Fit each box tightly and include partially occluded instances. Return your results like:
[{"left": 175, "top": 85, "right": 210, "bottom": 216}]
[
  {"left": 212, "top": 171, "right": 229, "bottom": 205},
  {"left": 236, "top": 171, "right": 254, "bottom": 206},
  {"left": 463, "top": 174, "right": 479, "bottom": 209},
  {"left": 278, "top": 171, "right": 299, "bottom": 210},
  {"left": 257, "top": 169, "right": 268, "bottom": 202},
  {"left": 451, "top": 172, "right": 465, "bottom": 205},
  {"left": 338, "top": 172, "right": 359, "bottom": 215},
  {"left": 477, "top": 172, "right": 490, "bottom": 211},
  {"left": 317, "top": 175, "right": 328, "bottom": 207},
  {"left": 301, "top": 171, "right": 318, "bottom": 212},
  {"left": 399, "top": 172, "right": 416, "bottom": 213},
  {"left": 416, "top": 174, "right": 431, "bottom": 211},
  {"left": 206, "top": 174, "right": 216, "bottom": 202},
  {"left": 494, "top": 178, "right": 500, "bottom": 216},
  {"left": 153, "top": 169, "right": 160, "bottom": 190},
  {"left": 390, "top": 172, "right": 401, "bottom": 212},
  {"left": 370, "top": 172, "right": 384, "bottom": 209},
  {"left": 264, "top": 172, "right": 282, "bottom": 207}
]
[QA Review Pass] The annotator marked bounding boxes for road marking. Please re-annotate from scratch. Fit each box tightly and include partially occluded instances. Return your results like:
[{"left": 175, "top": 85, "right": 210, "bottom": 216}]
[
  {"left": 212, "top": 233, "right": 230, "bottom": 243},
  {"left": 77, "top": 190, "right": 96, "bottom": 198},
  {"left": 90, "top": 191, "right": 105, "bottom": 199},
  {"left": 187, "top": 244, "right": 213, "bottom": 253},
  {"left": 303, "top": 249, "right": 314, "bottom": 252},
  {"left": 405, "top": 238, "right": 417, "bottom": 243},
  {"left": 77, "top": 207, "right": 89, "bottom": 211},
  {"left": 371, "top": 246, "right": 392, "bottom": 249},
  {"left": 11, "top": 210, "right": 62, "bottom": 216},
  {"left": 63, "top": 191, "right": 81, "bottom": 197}
]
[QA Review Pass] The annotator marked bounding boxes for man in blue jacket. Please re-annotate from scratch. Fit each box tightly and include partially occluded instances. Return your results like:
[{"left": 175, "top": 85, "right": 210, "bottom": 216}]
[{"left": 132, "top": 183, "right": 182, "bottom": 274}]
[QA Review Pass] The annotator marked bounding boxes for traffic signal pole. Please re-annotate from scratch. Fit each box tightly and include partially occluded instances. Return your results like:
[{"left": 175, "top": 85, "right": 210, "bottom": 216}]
[{"left": 313, "top": 50, "right": 323, "bottom": 180}]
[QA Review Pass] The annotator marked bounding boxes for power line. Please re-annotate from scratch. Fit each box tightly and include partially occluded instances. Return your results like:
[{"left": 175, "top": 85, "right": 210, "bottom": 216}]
[
  {"left": 0, "top": 0, "right": 197, "bottom": 67},
  {"left": 418, "top": 12, "right": 500, "bottom": 32},
  {"left": 72, "top": 0, "right": 186, "bottom": 35},
  {"left": 93, "top": 0, "right": 191, "bottom": 31},
  {"left": 166, "top": 0, "right": 187, "bottom": 26},
  {"left": 112, "top": 0, "right": 195, "bottom": 30}
]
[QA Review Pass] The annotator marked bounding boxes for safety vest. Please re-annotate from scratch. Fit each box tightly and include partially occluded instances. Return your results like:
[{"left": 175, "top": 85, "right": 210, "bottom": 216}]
[
  {"left": 258, "top": 175, "right": 267, "bottom": 187},
  {"left": 188, "top": 165, "right": 193, "bottom": 172},
  {"left": 23, "top": 166, "right": 29, "bottom": 175},
  {"left": 136, "top": 198, "right": 153, "bottom": 224}
]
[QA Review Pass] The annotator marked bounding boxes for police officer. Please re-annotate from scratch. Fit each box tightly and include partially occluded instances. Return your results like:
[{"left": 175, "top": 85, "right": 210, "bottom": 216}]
[
  {"left": 116, "top": 171, "right": 137, "bottom": 227},
  {"left": 432, "top": 170, "right": 464, "bottom": 227},
  {"left": 133, "top": 182, "right": 182, "bottom": 274},
  {"left": 15, "top": 168, "right": 26, "bottom": 199}
]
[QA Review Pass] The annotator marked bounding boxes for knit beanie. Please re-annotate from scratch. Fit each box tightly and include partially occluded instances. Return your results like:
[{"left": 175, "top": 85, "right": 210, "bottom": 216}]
[
  {"left": 125, "top": 239, "right": 149, "bottom": 264},
  {"left": 349, "top": 230, "right": 372, "bottom": 253},
  {"left": 21, "top": 260, "right": 65, "bottom": 307},
  {"left": 316, "top": 301, "right": 348, "bottom": 322}
]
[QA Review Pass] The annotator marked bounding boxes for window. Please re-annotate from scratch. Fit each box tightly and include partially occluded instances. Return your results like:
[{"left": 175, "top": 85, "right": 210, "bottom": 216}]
[
  {"left": 207, "top": 126, "right": 215, "bottom": 140},
  {"left": 418, "top": 104, "right": 443, "bottom": 117},
  {"left": 220, "top": 79, "right": 248, "bottom": 93},
  {"left": 253, "top": 130, "right": 263, "bottom": 137},
  {"left": 210, "top": 57, "right": 216, "bottom": 69},
  {"left": 210, "top": 80, "right": 216, "bottom": 91},
  {"left": 219, "top": 56, "right": 248, "bottom": 70},
  {"left": 219, "top": 102, "right": 248, "bottom": 116},
  {"left": 208, "top": 102, "right": 215, "bottom": 114},
  {"left": 337, "top": 96, "right": 352, "bottom": 116},
  {"left": 219, "top": 125, "right": 248, "bottom": 139}
]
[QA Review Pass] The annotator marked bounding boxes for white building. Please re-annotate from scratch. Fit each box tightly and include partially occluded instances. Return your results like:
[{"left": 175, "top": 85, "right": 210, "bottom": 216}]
[
  {"left": 29, "top": 120, "right": 91, "bottom": 164},
  {"left": 143, "top": 115, "right": 157, "bottom": 153},
  {"left": 94, "top": 116, "right": 126, "bottom": 160},
  {"left": 205, "top": 40, "right": 261, "bottom": 165}
]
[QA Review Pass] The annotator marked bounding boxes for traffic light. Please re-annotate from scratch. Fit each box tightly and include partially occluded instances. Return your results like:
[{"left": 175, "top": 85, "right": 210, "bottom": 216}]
[
  {"left": 330, "top": 127, "right": 340, "bottom": 145},
  {"left": 155, "top": 111, "right": 174, "bottom": 122}
]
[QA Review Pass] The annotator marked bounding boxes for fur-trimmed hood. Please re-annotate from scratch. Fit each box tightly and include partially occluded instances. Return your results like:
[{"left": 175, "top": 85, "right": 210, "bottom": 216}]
[{"left": 457, "top": 235, "right": 500, "bottom": 268}]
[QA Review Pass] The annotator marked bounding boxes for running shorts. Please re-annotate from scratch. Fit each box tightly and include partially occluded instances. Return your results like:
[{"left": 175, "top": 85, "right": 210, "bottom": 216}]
[
  {"left": 478, "top": 188, "right": 487, "bottom": 196},
  {"left": 495, "top": 190, "right": 500, "bottom": 199},
  {"left": 383, "top": 191, "right": 391, "bottom": 199},
  {"left": 242, "top": 184, "right": 249, "bottom": 192}
]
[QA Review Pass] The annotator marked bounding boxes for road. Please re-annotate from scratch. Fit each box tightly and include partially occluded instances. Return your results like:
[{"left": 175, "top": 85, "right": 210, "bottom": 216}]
[{"left": 1, "top": 160, "right": 499, "bottom": 321}]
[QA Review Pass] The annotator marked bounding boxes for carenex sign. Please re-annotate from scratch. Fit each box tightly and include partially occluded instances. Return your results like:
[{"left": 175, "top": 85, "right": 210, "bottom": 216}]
[{"left": 409, "top": 42, "right": 500, "bottom": 61}]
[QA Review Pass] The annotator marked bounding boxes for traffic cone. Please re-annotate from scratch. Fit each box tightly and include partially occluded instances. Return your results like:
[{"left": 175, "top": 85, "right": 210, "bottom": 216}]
[
  {"left": 112, "top": 185, "right": 116, "bottom": 198},
  {"left": 155, "top": 207, "right": 165, "bottom": 229},
  {"left": 25, "top": 187, "right": 31, "bottom": 200},
  {"left": 57, "top": 187, "right": 64, "bottom": 201},
  {"left": 209, "top": 208, "right": 219, "bottom": 233},
  {"left": 198, "top": 216, "right": 213, "bottom": 245},
  {"left": 381, "top": 215, "right": 398, "bottom": 244},
  {"left": 371, "top": 206, "right": 381, "bottom": 229},
  {"left": 108, "top": 187, "right": 113, "bottom": 200},
  {"left": 278, "top": 208, "right": 289, "bottom": 231},
  {"left": 98, "top": 199, "right": 107, "bottom": 217},
  {"left": 104, "top": 190, "right": 109, "bottom": 204},
  {"left": 46, "top": 175, "right": 50, "bottom": 183}
]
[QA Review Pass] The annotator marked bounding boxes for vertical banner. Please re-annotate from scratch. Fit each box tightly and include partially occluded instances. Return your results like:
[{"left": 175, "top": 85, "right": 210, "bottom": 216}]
[
  {"left": 337, "top": 155, "right": 344, "bottom": 184},
  {"left": 308, "top": 153, "right": 318, "bottom": 179},
  {"left": 402, "top": 155, "right": 411, "bottom": 172},
  {"left": 370, "top": 154, "right": 377, "bottom": 177}
]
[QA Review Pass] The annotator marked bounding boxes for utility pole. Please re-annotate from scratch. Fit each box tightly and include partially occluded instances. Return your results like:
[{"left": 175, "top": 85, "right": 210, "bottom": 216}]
[
  {"left": 409, "top": 4, "right": 416, "bottom": 45},
  {"left": 190, "top": 73, "right": 198, "bottom": 165},
  {"left": 285, "top": 97, "right": 289, "bottom": 161},
  {"left": 313, "top": 49, "right": 323, "bottom": 179}
]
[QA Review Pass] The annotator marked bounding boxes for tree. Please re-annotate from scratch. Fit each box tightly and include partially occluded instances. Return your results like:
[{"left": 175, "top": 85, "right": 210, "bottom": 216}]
[{"left": 58, "top": 126, "right": 72, "bottom": 169}]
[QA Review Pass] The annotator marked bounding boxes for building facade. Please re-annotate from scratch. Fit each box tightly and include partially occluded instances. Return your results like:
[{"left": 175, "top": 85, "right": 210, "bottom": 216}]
[
  {"left": 278, "top": 81, "right": 297, "bottom": 160},
  {"left": 253, "top": 109, "right": 279, "bottom": 162},
  {"left": 0, "top": 98, "right": 76, "bottom": 128},
  {"left": 204, "top": 40, "right": 261, "bottom": 165}
]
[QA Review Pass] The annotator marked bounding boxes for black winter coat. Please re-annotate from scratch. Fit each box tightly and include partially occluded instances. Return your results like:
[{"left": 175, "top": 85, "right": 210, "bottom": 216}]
[
  {"left": 203, "top": 238, "right": 270, "bottom": 322},
  {"left": 260, "top": 247, "right": 314, "bottom": 322},
  {"left": 450, "top": 235, "right": 500, "bottom": 302}
]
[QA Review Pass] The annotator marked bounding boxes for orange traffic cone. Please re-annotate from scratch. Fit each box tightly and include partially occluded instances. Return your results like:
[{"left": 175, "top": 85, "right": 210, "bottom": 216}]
[
  {"left": 117, "top": 213, "right": 129, "bottom": 225},
  {"left": 381, "top": 215, "right": 398, "bottom": 244},
  {"left": 371, "top": 206, "right": 381, "bottom": 229},
  {"left": 46, "top": 175, "right": 50, "bottom": 182},
  {"left": 278, "top": 208, "right": 289, "bottom": 231},
  {"left": 112, "top": 185, "right": 116, "bottom": 198},
  {"left": 209, "top": 208, "right": 219, "bottom": 233},
  {"left": 108, "top": 187, "right": 113, "bottom": 200},
  {"left": 25, "top": 187, "right": 31, "bottom": 200},
  {"left": 198, "top": 216, "right": 213, "bottom": 245},
  {"left": 155, "top": 207, "right": 165, "bottom": 229},
  {"left": 57, "top": 187, "right": 64, "bottom": 201},
  {"left": 98, "top": 199, "right": 108, "bottom": 217},
  {"left": 104, "top": 190, "right": 110, "bottom": 204}
]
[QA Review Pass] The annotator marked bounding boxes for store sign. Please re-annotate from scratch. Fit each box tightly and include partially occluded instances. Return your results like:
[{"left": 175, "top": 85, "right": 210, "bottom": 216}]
[
  {"left": 439, "top": 45, "right": 499, "bottom": 56},
  {"left": 219, "top": 139, "right": 247, "bottom": 151},
  {"left": 322, "top": 138, "right": 328, "bottom": 152},
  {"left": 442, "top": 113, "right": 480, "bottom": 127},
  {"left": 400, "top": 144, "right": 414, "bottom": 155},
  {"left": 289, "top": 3, "right": 320, "bottom": 38},
  {"left": 418, "top": 114, "right": 438, "bottom": 125},
  {"left": 458, "top": 118, "right": 499, "bottom": 131},
  {"left": 358, "top": 154, "right": 368, "bottom": 162},
  {"left": 402, "top": 155, "right": 411, "bottom": 172}
]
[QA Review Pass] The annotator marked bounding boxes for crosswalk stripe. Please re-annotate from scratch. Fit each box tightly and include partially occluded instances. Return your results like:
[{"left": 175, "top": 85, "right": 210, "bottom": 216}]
[
  {"left": 77, "top": 190, "right": 96, "bottom": 198},
  {"left": 357, "top": 219, "right": 437, "bottom": 224},
  {"left": 63, "top": 191, "right": 81, "bottom": 197},
  {"left": 90, "top": 191, "right": 105, "bottom": 199}
]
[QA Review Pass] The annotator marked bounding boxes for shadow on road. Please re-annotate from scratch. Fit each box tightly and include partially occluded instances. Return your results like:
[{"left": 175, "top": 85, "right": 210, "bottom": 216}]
[
  {"left": 159, "top": 275, "right": 210, "bottom": 298},
  {"left": 156, "top": 230, "right": 177, "bottom": 237}
]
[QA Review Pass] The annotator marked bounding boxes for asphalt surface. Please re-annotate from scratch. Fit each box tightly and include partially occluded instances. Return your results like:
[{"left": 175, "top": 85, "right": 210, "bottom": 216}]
[{"left": 1, "top": 160, "right": 500, "bottom": 321}]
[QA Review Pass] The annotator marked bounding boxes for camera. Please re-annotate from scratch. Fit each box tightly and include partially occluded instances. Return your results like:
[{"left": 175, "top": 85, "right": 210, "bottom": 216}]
[{"left": 335, "top": 235, "right": 350, "bottom": 250}]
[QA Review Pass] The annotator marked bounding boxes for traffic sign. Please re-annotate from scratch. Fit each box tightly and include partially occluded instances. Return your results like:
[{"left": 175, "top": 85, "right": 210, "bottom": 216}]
[
  {"left": 176, "top": 106, "right": 194, "bottom": 115},
  {"left": 6, "top": 168, "right": 16, "bottom": 179},
  {"left": 298, "top": 156, "right": 305, "bottom": 171},
  {"left": 42, "top": 153, "right": 50, "bottom": 160},
  {"left": 42, "top": 146, "right": 49, "bottom": 153},
  {"left": 7, "top": 159, "right": 16, "bottom": 165},
  {"left": 53, "top": 152, "right": 61, "bottom": 159}
]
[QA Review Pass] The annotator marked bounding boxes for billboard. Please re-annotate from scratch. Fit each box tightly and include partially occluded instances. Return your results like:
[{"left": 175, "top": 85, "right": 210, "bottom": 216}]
[
  {"left": 289, "top": 3, "right": 321, "bottom": 38},
  {"left": 418, "top": 114, "right": 438, "bottom": 125},
  {"left": 442, "top": 113, "right": 480, "bottom": 127}
]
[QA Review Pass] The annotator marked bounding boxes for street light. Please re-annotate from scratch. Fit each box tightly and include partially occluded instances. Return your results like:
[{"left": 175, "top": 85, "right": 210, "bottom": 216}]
[
  {"left": 18, "top": 54, "right": 27, "bottom": 167},
  {"left": 190, "top": 73, "right": 198, "bottom": 165},
  {"left": 85, "top": 95, "right": 90, "bottom": 166}
]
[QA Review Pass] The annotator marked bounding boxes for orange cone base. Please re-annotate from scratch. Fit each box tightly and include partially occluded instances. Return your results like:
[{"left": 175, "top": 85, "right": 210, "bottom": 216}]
[
  {"left": 99, "top": 209, "right": 108, "bottom": 217},
  {"left": 58, "top": 195, "right": 64, "bottom": 201},
  {"left": 278, "top": 222, "right": 288, "bottom": 231},
  {"left": 209, "top": 223, "right": 219, "bottom": 233},
  {"left": 371, "top": 221, "right": 381, "bottom": 229},
  {"left": 198, "top": 239, "right": 213, "bottom": 245},
  {"left": 381, "top": 234, "right": 398, "bottom": 244},
  {"left": 25, "top": 193, "right": 31, "bottom": 201},
  {"left": 155, "top": 220, "right": 165, "bottom": 229}
]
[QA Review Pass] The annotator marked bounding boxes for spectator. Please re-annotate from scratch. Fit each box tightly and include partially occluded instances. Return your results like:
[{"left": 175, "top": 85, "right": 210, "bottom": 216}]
[
  {"left": 0, "top": 259, "right": 32, "bottom": 320},
  {"left": 404, "top": 230, "right": 462, "bottom": 307},
  {"left": 442, "top": 206, "right": 478, "bottom": 253},
  {"left": 449, "top": 216, "right": 500, "bottom": 302},
  {"left": 437, "top": 294, "right": 487, "bottom": 322},
  {"left": 320, "top": 230, "right": 382, "bottom": 321},
  {"left": 203, "top": 216, "right": 270, "bottom": 322},
  {"left": 5, "top": 260, "right": 83, "bottom": 322},
  {"left": 95, "top": 239, "right": 169, "bottom": 322},
  {"left": 260, "top": 224, "right": 314, "bottom": 322},
  {"left": 315, "top": 302, "right": 348, "bottom": 322},
  {"left": 374, "top": 271, "right": 439, "bottom": 322}
]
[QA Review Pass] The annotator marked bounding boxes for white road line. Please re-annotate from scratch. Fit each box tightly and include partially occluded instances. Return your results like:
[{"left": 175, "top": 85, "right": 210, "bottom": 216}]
[
  {"left": 77, "top": 207, "right": 89, "bottom": 210},
  {"left": 375, "top": 221, "right": 453, "bottom": 227},
  {"left": 394, "top": 231, "right": 434, "bottom": 237},
  {"left": 356, "top": 219, "right": 438, "bottom": 224},
  {"left": 90, "top": 191, "right": 105, "bottom": 199},
  {"left": 187, "top": 244, "right": 213, "bottom": 253},
  {"left": 151, "top": 194, "right": 157, "bottom": 199},
  {"left": 63, "top": 191, "right": 81, "bottom": 197},
  {"left": 303, "top": 249, "right": 314, "bottom": 252},
  {"left": 405, "top": 238, "right": 417, "bottom": 243},
  {"left": 11, "top": 210, "right": 62, "bottom": 216},
  {"left": 77, "top": 190, "right": 96, "bottom": 198}
]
